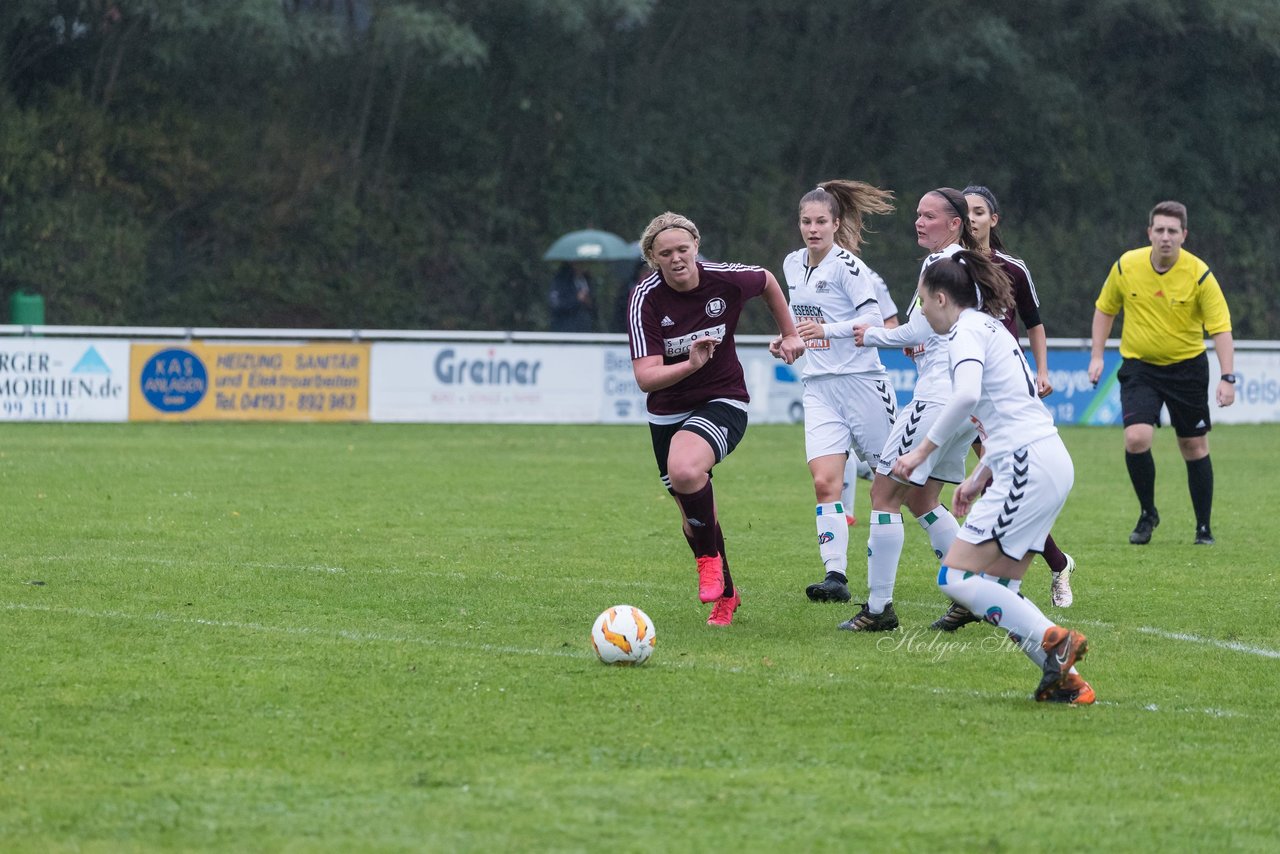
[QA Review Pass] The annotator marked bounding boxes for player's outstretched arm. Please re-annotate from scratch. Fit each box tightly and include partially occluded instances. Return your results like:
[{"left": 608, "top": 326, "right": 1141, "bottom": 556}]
[{"left": 762, "top": 271, "right": 804, "bottom": 364}]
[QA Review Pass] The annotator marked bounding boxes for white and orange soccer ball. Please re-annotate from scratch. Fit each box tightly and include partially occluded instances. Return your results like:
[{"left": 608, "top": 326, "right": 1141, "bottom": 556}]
[{"left": 591, "top": 605, "right": 656, "bottom": 665}]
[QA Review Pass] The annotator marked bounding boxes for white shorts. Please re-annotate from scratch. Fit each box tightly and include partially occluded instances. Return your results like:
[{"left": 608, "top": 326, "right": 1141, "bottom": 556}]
[
  {"left": 958, "top": 434, "right": 1074, "bottom": 560},
  {"left": 876, "top": 399, "right": 976, "bottom": 485},
  {"left": 802, "top": 373, "right": 897, "bottom": 465}
]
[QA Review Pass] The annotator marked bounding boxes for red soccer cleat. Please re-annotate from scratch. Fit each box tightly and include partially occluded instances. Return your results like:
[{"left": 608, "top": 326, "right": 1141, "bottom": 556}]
[
  {"left": 707, "top": 589, "right": 741, "bottom": 626},
  {"left": 696, "top": 554, "right": 725, "bottom": 603}
]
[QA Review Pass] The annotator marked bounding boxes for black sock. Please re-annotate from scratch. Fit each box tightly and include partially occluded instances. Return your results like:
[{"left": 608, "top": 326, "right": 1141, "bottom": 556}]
[
  {"left": 1125, "top": 450, "right": 1157, "bottom": 512},
  {"left": 1042, "top": 533, "right": 1068, "bottom": 573},
  {"left": 674, "top": 479, "right": 718, "bottom": 556},
  {"left": 716, "top": 524, "right": 734, "bottom": 597},
  {"left": 1186, "top": 455, "right": 1214, "bottom": 529}
]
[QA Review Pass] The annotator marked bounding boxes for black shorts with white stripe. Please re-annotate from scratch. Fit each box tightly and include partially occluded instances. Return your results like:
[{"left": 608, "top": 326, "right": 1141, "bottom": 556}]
[{"left": 650, "top": 401, "right": 749, "bottom": 493}]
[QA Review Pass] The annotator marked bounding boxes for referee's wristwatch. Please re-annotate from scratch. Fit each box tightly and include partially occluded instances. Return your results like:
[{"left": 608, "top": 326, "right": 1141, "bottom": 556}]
[{"left": 1220, "top": 373, "right": 1237, "bottom": 384}]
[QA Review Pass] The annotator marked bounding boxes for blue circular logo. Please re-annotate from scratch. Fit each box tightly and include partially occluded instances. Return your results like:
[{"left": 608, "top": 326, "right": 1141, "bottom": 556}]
[{"left": 140, "top": 348, "right": 208, "bottom": 412}]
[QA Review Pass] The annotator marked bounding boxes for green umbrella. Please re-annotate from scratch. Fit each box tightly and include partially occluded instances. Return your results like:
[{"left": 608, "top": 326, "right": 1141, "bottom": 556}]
[{"left": 542, "top": 229, "right": 638, "bottom": 261}]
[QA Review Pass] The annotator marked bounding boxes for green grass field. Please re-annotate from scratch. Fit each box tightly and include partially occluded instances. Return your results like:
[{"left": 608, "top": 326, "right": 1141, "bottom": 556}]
[{"left": 2, "top": 422, "right": 1278, "bottom": 852}]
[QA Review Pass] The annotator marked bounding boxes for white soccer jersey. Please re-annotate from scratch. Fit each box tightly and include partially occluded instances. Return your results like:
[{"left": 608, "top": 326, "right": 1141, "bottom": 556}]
[
  {"left": 946, "top": 307, "right": 1058, "bottom": 462},
  {"left": 865, "top": 263, "right": 899, "bottom": 321},
  {"left": 782, "top": 246, "right": 886, "bottom": 379},
  {"left": 860, "top": 243, "right": 960, "bottom": 403}
]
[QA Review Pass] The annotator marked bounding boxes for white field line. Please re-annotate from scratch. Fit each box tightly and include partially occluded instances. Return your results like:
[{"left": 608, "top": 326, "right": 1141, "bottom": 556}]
[
  {"left": 0, "top": 601, "right": 1249, "bottom": 719},
  {"left": 1135, "top": 626, "right": 1280, "bottom": 660}
]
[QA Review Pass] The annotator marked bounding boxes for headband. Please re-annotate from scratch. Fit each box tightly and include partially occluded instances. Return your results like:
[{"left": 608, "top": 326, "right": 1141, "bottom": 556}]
[
  {"left": 655, "top": 224, "right": 695, "bottom": 239},
  {"left": 935, "top": 190, "right": 968, "bottom": 224},
  {"left": 645, "top": 224, "right": 698, "bottom": 255},
  {"left": 962, "top": 185, "right": 1000, "bottom": 216}
]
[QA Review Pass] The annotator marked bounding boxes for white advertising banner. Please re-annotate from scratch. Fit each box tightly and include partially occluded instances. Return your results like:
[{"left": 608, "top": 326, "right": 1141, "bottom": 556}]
[
  {"left": 598, "top": 346, "right": 648, "bottom": 423},
  {"left": 0, "top": 339, "right": 130, "bottom": 421},
  {"left": 371, "top": 342, "right": 608, "bottom": 423},
  {"left": 369, "top": 341, "right": 800, "bottom": 425},
  {"left": 1211, "top": 349, "right": 1280, "bottom": 424}
]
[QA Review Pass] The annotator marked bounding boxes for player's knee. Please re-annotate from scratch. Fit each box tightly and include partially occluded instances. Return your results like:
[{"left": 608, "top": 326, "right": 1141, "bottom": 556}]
[
  {"left": 667, "top": 459, "right": 708, "bottom": 492},
  {"left": 1122, "top": 423, "right": 1154, "bottom": 452},
  {"left": 812, "top": 473, "right": 843, "bottom": 501},
  {"left": 869, "top": 476, "right": 900, "bottom": 510},
  {"left": 1123, "top": 435, "right": 1152, "bottom": 454},
  {"left": 1177, "top": 435, "right": 1208, "bottom": 459}
]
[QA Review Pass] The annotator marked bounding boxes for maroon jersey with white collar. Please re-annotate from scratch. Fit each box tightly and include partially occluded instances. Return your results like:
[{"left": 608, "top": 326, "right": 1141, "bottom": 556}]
[
  {"left": 627, "top": 261, "right": 766, "bottom": 417},
  {"left": 994, "top": 250, "right": 1043, "bottom": 338}
]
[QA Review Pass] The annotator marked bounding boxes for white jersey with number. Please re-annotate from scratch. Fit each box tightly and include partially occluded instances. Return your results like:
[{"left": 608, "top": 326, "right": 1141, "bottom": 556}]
[
  {"left": 948, "top": 307, "right": 1058, "bottom": 463},
  {"left": 861, "top": 243, "right": 959, "bottom": 403}
]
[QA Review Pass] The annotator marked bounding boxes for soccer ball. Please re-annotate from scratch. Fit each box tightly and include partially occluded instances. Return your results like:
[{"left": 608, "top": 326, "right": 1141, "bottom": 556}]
[{"left": 591, "top": 605, "right": 656, "bottom": 665}]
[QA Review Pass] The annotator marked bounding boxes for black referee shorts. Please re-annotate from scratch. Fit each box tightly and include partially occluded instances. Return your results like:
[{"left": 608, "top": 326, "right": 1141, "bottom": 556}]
[
  {"left": 1118, "top": 352, "right": 1211, "bottom": 438},
  {"left": 649, "top": 401, "right": 749, "bottom": 494}
]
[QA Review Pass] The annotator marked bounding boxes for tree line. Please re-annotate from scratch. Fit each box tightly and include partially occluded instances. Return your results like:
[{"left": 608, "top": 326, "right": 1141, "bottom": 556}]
[{"left": 1, "top": 0, "right": 1277, "bottom": 339}]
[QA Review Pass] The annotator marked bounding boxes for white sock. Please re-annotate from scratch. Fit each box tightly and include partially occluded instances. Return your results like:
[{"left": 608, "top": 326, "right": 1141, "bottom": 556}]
[
  {"left": 918, "top": 505, "right": 960, "bottom": 560},
  {"left": 817, "top": 502, "right": 848, "bottom": 577},
  {"left": 996, "top": 578, "right": 1076, "bottom": 670},
  {"left": 937, "top": 567, "right": 1054, "bottom": 667},
  {"left": 867, "top": 511, "right": 904, "bottom": 612},
  {"left": 841, "top": 460, "right": 857, "bottom": 520}
]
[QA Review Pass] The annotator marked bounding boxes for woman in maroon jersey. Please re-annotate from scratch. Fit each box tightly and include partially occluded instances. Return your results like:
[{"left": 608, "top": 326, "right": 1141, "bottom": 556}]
[
  {"left": 929, "top": 185, "right": 1078, "bottom": 632},
  {"left": 627, "top": 211, "right": 804, "bottom": 626}
]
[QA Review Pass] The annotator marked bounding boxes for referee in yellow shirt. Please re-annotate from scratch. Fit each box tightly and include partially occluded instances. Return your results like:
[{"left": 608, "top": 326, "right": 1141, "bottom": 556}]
[{"left": 1088, "top": 201, "right": 1235, "bottom": 545}]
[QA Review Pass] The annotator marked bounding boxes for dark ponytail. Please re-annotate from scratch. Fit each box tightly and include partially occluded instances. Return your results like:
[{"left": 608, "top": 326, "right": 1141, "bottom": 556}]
[{"left": 920, "top": 249, "right": 1012, "bottom": 318}]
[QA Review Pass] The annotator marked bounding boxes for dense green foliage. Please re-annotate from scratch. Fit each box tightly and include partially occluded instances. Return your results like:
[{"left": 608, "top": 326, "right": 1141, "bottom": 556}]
[
  {"left": 1, "top": 1, "right": 1277, "bottom": 336},
  {"left": 2, "top": 422, "right": 1279, "bottom": 850}
]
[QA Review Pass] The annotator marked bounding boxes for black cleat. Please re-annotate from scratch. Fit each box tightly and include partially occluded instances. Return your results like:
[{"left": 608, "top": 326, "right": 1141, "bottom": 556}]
[
  {"left": 1035, "top": 626, "right": 1089, "bottom": 701},
  {"left": 1194, "top": 525, "right": 1215, "bottom": 545},
  {"left": 1129, "top": 508, "right": 1160, "bottom": 545},
  {"left": 806, "top": 571, "right": 851, "bottom": 602},
  {"left": 838, "top": 602, "right": 899, "bottom": 632},
  {"left": 1037, "top": 672, "right": 1096, "bottom": 705},
  {"left": 930, "top": 601, "right": 980, "bottom": 632}
]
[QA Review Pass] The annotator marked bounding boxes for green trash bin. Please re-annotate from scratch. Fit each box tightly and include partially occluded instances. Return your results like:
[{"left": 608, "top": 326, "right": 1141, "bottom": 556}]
[{"left": 10, "top": 291, "right": 45, "bottom": 326}]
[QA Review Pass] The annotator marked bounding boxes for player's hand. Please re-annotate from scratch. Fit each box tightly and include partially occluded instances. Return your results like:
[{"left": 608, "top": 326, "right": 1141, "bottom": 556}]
[
  {"left": 777, "top": 333, "right": 805, "bottom": 365},
  {"left": 892, "top": 447, "right": 926, "bottom": 482},
  {"left": 1037, "top": 374, "right": 1053, "bottom": 398},
  {"left": 688, "top": 337, "right": 718, "bottom": 371},
  {"left": 796, "top": 319, "right": 825, "bottom": 341},
  {"left": 852, "top": 323, "right": 869, "bottom": 346},
  {"left": 1217, "top": 378, "right": 1236, "bottom": 407},
  {"left": 767, "top": 335, "right": 784, "bottom": 359},
  {"left": 952, "top": 476, "right": 981, "bottom": 516},
  {"left": 1087, "top": 356, "right": 1104, "bottom": 386}
]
